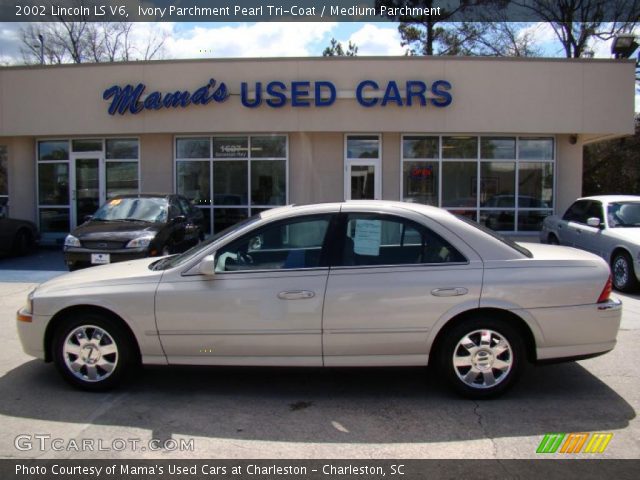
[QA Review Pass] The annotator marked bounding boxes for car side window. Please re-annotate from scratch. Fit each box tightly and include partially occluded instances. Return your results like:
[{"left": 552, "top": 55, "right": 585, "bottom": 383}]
[
  {"left": 177, "top": 197, "right": 191, "bottom": 216},
  {"left": 215, "top": 215, "right": 332, "bottom": 272},
  {"left": 586, "top": 201, "right": 604, "bottom": 224},
  {"left": 563, "top": 200, "right": 590, "bottom": 223},
  {"left": 340, "top": 214, "right": 466, "bottom": 267}
]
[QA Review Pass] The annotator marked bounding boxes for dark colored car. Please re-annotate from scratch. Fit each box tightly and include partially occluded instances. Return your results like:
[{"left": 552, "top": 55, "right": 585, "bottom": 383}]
[
  {"left": 63, "top": 194, "right": 204, "bottom": 270},
  {"left": 0, "top": 200, "right": 39, "bottom": 256}
]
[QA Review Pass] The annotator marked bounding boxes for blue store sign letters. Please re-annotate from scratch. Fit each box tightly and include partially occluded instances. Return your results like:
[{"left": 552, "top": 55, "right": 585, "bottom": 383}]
[{"left": 103, "top": 78, "right": 452, "bottom": 115}]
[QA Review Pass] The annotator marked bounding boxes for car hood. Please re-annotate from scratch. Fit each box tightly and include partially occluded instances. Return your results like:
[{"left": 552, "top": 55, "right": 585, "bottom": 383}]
[
  {"left": 607, "top": 228, "right": 640, "bottom": 244},
  {"left": 34, "top": 257, "right": 163, "bottom": 296},
  {"left": 72, "top": 220, "right": 162, "bottom": 241}
]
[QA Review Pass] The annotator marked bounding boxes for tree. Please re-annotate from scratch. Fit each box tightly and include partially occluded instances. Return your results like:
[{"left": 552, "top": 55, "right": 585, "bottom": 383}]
[
  {"left": 515, "top": 0, "right": 639, "bottom": 58},
  {"left": 322, "top": 38, "right": 359, "bottom": 56},
  {"left": 20, "top": 21, "right": 167, "bottom": 65},
  {"left": 583, "top": 116, "right": 640, "bottom": 195}
]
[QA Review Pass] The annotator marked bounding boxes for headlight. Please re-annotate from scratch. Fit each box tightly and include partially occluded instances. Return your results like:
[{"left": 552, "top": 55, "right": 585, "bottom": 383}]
[
  {"left": 64, "top": 235, "right": 81, "bottom": 247},
  {"left": 126, "top": 235, "right": 155, "bottom": 249},
  {"left": 24, "top": 289, "right": 35, "bottom": 314}
]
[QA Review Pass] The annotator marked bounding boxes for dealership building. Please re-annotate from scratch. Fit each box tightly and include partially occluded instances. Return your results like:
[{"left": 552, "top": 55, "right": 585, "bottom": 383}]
[{"left": 0, "top": 56, "right": 635, "bottom": 244}]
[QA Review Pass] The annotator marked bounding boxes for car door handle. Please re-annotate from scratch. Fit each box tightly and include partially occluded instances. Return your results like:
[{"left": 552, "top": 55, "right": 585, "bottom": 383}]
[
  {"left": 277, "top": 290, "right": 315, "bottom": 300},
  {"left": 431, "top": 287, "right": 468, "bottom": 297}
]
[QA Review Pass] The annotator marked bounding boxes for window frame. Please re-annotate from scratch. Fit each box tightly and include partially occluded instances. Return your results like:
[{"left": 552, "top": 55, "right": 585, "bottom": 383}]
[
  {"left": 331, "top": 212, "right": 468, "bottom": 270},
  {"left": 400, "top": 134, "right": 555, "bottom": 233},
  {"left": 213, "top": 213, "right": 337, "bottom": 274},
  {"left": 174, "top": 134, "right": 289, "bottom": 237}
]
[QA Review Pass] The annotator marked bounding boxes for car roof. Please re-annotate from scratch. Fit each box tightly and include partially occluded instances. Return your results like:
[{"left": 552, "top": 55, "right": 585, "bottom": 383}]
[
  {"left": 111, "top": 193, "right": 174, "bottom": 199},
  {"left": 578, "top": 195, "right": 640, "bottom": 203}
]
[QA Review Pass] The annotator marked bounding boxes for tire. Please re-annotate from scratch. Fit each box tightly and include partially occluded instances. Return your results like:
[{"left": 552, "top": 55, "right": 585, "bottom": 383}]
[
  {"left": 547, "top": 234, "right": 559, "bottom": 245},
  {"left": 13, "top": 229, "right": 32, "bottom": 256},
  {"left": 437, "top": 317, "right": 525, "bottom": 399},
  {"left": 611, "top": 251, "right": 639, "bottom": 292},
  {"left": 52, "top": 312, "right": 138, "bottom": 391}
]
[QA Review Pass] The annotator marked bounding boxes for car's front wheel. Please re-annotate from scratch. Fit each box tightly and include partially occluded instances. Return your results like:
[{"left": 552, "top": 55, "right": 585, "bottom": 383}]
[
  {"left": 612, "top": 251, "right": 639, "bottom": 292},
  {"left": 52, "top": 313, "right": 138, "bottom": 391},
  {"left": 437, "top": 317, "right": 524, "bottom": 399}
]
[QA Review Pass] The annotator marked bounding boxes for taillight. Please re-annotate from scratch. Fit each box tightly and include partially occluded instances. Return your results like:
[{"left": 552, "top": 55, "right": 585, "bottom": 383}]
[{"left": 597, "top": 275, "right": 613, "bottom": 303}]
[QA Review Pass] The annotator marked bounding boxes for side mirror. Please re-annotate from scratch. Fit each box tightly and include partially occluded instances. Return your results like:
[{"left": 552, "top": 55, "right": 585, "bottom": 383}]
[
  {"left": 586, "top": 217, "right": 602, "bottom": 228},
  {"left": 83, "top": 215, "right": 94, "bottom": 223},
  {"left": 198, "top": 254, "right": 216, "bottom": 276},
  {"left": 172, "top": 215, "right": 186, "bottom": 224}
]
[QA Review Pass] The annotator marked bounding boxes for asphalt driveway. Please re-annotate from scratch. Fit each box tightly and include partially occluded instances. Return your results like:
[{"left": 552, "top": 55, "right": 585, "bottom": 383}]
[{"left": 0, "top": 249, "right": 638, "bottom": 459}]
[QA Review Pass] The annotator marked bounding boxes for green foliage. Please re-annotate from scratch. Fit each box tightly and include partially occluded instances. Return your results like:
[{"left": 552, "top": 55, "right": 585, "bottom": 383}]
[
  {"left": 583, "top": 116, "right": 640, "bottom": 196},
  {"left": 322, "top": 38, "right": 358, "bottom": 57}
]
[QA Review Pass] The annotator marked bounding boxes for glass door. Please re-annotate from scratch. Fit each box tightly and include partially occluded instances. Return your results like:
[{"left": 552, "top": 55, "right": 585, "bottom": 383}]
[
  {"left": 345, "top": 160, "right": 381, "bottom": 200},
  {"left": 71, "top": 155, "right": 104, "bottom": 227}
]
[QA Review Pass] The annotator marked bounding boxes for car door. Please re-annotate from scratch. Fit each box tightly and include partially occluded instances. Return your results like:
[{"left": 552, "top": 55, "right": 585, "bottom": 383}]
[
  {"left": 322, "top": 207, "right": 483, "bottom": 367},
  {"left": 577, "top": 201, "right": 606, "bottom": 256},
  {"left": 560, "top": 200, "right": 591, "bottom": 247},
  {"left": 176, "top": 196, "right": 202, "bottom": 247},
  {"left": 154, "top": 211, "right": 337, "bottom": 366}
]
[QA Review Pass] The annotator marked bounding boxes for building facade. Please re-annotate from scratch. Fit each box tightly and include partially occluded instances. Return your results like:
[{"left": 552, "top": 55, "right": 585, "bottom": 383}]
[{"left": 0, "top": 56, "right": 635, "bottom": 244}]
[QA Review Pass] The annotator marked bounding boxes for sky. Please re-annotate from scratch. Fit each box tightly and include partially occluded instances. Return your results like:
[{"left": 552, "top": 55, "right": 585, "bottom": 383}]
[{"left": 0, "top": 21, "right": 637, "bottom": 109}]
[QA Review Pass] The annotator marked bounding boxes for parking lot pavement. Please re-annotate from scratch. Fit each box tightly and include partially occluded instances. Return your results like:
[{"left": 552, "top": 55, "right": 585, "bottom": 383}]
[
  {"left": 0, "top": 274, "right": 638, "bottom": 459},
  {"left": 0, "top": 248, "right": 66, "bottom": 283}
]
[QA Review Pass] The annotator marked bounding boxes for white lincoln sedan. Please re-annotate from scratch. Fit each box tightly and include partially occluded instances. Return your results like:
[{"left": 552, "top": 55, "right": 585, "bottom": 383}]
[{"left": 17, "top": 201, "right": 622, "bottom": 398}]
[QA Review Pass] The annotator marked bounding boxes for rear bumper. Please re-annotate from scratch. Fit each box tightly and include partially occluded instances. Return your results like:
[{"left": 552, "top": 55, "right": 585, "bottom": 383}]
[{"left": 531, "top": 297, "right": 622, "bottom": 361}]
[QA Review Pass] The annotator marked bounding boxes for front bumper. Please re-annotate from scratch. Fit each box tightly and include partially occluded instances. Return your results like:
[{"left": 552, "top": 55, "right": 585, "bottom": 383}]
[
  {"left": 64, "top": 247, "right": 149, "bottom": 268},
  {"left": 16, "top": 308, "right": 46, "bottom": 360}
]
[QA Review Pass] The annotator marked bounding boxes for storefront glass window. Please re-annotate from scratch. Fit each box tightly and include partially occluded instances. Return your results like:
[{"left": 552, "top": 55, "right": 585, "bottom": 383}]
[
  {"left": 37, "top": 137, "right": 139, "bottom": 243},
  {"left": 480, "top": 162, "right": 516, "bottom": 207},
  {"left": 72, "top": 139, "right": 102, "bottom": 152},
  {"left": 442, "top": 162, "right": 477, "bottom": 208},
  {"left": 347, "top": 135, "right": 380, "bottom": 159},
  {"left": 0, "top": 146, "right": 7, "bottom": 210},
  {"left": 176, "top": 161, "right": 211, "bottom": 206},
  {"left": 38, "top": 140, "right": 69, "bottom": 160},
  {"left": 401, "top": 135, "right": 555, "bottom": 233},
  {"left": 518, "top": 137, "right": 554, "bottom": 160},
  {"left": 176, "top": 137, "right": 210, "bottom": 159},
  {"left": 403, "top": 136, "right": 438, "bottom": 159},
  {"left": 442, "top": 136, "right": 477, "bottom": 159},
  {"left": 213, "top": 137, "right": 248, "bottom": 158},
  {"left": 38, "top": 163, "right": 69, "bottom": 205},
  {"left": 106, "top": 162, "right": 139, "bottom": 199},
  {"left": 481, "top": 137, "right": 516, "bottom": 159},
  {"left": 251, "top": 136, "right": 286, "bottom": 158},
  {"left": 251, "top": 161, "right": 286, "bottom": 205},
  {"left": 176, "top": 134, "right": 288, "bottom": 235},
  {"left": 106, "top": 138, "right": 139, "bottom": 159},
  {"left": 403, "top": 162, "right": 438, "bottom": 205},
  {"left": 519, "top": 162, "right": 554, "bottom": 208},
  {"left": 213, "top": 161, "right": 248, "bottom": 205}
]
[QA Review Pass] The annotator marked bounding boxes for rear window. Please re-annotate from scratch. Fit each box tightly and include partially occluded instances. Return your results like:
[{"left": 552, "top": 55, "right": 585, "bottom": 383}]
[{"left": 455, "top": 214, "right": 533, "bottom": 258}]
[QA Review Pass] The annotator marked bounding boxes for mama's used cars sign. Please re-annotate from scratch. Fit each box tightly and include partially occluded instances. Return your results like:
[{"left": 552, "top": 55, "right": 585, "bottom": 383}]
[{"left": 102, "top": 78, "right": 452, "bottom": 115}]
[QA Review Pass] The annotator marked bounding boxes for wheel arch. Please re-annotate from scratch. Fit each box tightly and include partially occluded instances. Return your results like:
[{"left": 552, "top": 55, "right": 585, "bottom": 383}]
[
  {"left": 428, "top": 308, "right": 538, "bottom": 364},
  {"left": 609, "top": 246, "right": 632, "bottom": 266},
  {"left": 43, "top": 305, "right": 141, "bottom": 363}
]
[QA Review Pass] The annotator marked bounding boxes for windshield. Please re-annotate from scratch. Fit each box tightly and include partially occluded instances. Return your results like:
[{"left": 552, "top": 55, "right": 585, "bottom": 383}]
[
  {"left": 93, "top": 197, "right": 168, "bottom": 223},
  {"left": 150, "top": 214, "right": 263, "bottom": 271},
  {"left": 455, "top": 214, "right": 533, "bottom": 258},
  {"left": 608, "top": 202, "right": 640, "bottom": 228}
]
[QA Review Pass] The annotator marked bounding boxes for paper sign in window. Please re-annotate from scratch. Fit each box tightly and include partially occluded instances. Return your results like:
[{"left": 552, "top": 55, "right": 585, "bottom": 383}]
[{"left": 353, "top": 220, "right": 382, "bottom": 256}]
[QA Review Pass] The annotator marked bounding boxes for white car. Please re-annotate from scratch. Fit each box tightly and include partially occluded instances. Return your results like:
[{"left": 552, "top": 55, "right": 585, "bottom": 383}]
[
  {"left": 17, "top": 201, "right": 621, "bottom": 399},
  {"left": 541, "top": 195, "right": 640, "bottom": 292}
]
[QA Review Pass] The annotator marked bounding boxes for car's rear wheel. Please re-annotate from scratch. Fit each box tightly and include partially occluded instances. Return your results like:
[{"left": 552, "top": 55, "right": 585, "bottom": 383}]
[
  {"left": 437, "top": 317, "right": 524, "bottom": 399},
  {"left": 52, "top": 313, "right": 138, "bottom": 391},
  {"left": 612, "top": 251, "right": 639, "bottom": 292}
]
